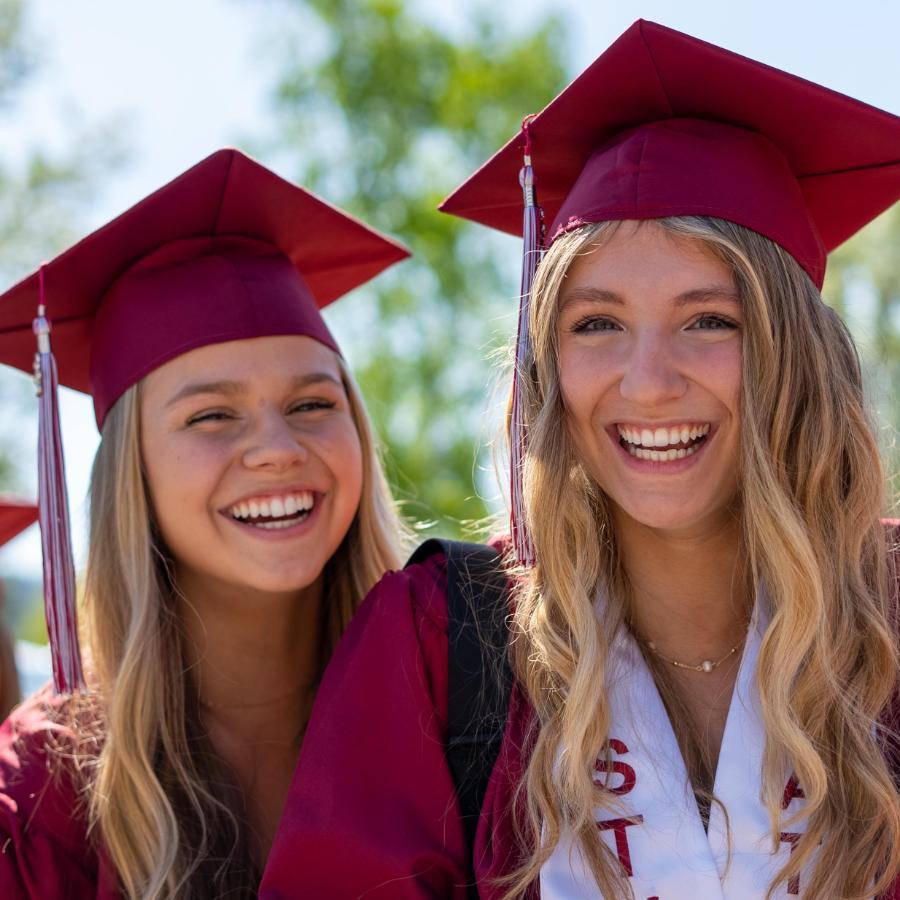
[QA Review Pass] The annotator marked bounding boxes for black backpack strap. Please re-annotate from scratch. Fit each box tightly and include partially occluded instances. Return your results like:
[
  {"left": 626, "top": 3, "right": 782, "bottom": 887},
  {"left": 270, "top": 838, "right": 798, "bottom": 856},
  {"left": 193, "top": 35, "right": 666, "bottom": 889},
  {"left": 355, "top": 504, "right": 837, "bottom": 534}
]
[{"left": 406, "top": 539, "right": 512, "bottom": 896}]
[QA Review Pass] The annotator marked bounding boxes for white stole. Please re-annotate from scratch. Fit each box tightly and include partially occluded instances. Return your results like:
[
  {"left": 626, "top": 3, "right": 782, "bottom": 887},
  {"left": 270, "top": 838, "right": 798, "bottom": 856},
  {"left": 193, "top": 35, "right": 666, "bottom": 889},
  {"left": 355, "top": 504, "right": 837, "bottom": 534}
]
[{"left": 540, "top": 600, "right": 817, "bottom": 899}]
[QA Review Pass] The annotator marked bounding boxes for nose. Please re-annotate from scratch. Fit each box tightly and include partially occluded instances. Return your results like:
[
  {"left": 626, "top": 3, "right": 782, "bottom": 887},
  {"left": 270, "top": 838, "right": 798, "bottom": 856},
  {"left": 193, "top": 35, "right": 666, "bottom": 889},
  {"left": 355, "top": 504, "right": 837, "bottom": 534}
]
[
  {"left": 618, "top": 330, "right": 688, "bottom": 407},
  {"left": 241, "top": 410, "right": 309, "bottom": 471}
]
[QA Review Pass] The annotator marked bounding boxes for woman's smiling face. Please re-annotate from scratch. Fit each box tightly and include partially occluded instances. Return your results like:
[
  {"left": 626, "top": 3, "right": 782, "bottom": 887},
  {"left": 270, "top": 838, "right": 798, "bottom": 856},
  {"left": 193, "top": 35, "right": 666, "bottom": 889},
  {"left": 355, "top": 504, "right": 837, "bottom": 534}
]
[
  {"left": 556, "top": 221, "right": 743, "bottom": 537},
  {"left": 139, "top": 334, "right": 363, "bottom": 599}
]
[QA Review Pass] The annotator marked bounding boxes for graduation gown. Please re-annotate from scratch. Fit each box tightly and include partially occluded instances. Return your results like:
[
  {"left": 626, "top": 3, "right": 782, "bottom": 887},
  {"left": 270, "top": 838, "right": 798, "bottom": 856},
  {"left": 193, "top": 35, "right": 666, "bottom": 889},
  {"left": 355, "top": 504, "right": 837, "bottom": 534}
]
[
  {"left": 260, "top": 532, "right": 900, "bottom": 900},
  {"left": 260, "top": 550, "right": 527, "bottom": 899}
]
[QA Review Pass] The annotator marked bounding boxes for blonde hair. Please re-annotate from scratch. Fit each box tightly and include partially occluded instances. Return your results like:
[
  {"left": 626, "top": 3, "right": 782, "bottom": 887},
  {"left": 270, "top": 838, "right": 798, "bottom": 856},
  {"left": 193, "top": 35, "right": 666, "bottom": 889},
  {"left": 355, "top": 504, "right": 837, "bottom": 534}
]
[
  {"left": 71, "top": 354, "right": 403, "bottom": 899},
  {"left": 502, "top": 218, "right": 900, "bottom": 899}
]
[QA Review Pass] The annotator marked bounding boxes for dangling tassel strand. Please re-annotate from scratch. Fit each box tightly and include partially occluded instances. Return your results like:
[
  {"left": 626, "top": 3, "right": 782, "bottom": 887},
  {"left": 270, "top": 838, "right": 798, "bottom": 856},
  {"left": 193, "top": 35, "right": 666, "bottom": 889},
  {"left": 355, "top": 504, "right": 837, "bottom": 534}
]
[
  {"left": 33, "top": 266, "right": 85, "bottom": 693},
  {"left": 509, "top": 116, "right": 542, "bottom": 567}
]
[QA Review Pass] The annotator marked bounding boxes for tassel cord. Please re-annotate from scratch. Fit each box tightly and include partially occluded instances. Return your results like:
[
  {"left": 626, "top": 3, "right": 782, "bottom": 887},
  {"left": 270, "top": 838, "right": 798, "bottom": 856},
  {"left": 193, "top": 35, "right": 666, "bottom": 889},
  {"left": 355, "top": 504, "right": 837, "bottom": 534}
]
[{"left": 33, "top": 280, "right": 85, "bottom": 693}]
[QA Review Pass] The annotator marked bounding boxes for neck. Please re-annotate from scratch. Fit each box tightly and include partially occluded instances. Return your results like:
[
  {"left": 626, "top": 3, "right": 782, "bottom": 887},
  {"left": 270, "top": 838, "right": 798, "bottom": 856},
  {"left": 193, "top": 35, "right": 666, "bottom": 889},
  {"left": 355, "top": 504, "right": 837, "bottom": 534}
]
[
  {"left": 614, "top": 505, "right": 751, "bottom": 664},
  {"left": 176, "top": 568, "right": 324, "bottom": 741}
]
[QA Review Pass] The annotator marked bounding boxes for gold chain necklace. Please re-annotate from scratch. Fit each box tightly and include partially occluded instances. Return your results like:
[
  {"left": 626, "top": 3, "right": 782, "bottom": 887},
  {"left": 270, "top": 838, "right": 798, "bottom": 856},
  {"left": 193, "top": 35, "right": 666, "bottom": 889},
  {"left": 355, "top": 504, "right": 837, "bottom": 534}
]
[{"left": 643, "top": 637, "right": 745, "bottom": 673}]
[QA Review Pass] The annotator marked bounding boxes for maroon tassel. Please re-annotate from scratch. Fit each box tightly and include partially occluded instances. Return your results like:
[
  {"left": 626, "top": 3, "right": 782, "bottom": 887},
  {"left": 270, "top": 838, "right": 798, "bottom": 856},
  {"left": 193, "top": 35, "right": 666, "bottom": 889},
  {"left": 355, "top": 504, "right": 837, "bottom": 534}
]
[
  {"left": 33, "top": 266, "right": 84, "bottom": 693},
  {"left": 510, "top": 117, "right": 542, "bottom": 567}
]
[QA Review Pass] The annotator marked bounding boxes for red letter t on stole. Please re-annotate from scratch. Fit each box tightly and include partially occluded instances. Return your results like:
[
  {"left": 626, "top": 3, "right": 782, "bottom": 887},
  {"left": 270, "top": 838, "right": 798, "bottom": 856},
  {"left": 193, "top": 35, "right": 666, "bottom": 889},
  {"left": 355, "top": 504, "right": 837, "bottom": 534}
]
[{"left": 597, "top": 817, "right": 644, "bottom": 877}]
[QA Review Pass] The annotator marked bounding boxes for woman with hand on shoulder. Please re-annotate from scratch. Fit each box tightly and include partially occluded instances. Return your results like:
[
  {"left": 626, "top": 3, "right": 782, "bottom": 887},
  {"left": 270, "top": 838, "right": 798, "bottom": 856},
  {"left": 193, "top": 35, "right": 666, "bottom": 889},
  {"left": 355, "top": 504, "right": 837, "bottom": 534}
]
[
  {"left": 261, "top": 23, "right": 900, "bottom": 900},
  {"left": 0, "top": 149, "right": 408, "bottom": 899}
]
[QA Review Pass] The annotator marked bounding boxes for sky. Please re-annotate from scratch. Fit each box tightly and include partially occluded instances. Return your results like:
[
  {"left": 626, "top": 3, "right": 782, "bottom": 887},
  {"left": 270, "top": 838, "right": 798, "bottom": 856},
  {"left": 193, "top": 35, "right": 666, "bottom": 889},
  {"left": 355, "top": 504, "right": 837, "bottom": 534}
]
[{"left": 1, "top": 0, "right": 898, "bottom": 577}]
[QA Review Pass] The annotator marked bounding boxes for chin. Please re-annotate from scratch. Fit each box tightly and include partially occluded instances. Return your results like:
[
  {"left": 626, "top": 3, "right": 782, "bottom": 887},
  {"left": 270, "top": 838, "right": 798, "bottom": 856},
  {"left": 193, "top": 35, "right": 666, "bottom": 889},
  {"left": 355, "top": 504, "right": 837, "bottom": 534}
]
[
  {"left": 614, "top": 495, "right": 737, "bottom": 536},
  {"left": 243, "top": 571, "right": 323, "bottom": 596}
]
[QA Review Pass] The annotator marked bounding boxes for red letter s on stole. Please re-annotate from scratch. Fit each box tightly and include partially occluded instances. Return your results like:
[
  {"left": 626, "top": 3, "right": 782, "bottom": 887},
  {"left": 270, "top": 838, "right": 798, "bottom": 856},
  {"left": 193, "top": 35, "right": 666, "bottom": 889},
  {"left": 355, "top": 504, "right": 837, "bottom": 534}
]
[{"left": 595, "top": 738, "right": 642, "bottom": 877}]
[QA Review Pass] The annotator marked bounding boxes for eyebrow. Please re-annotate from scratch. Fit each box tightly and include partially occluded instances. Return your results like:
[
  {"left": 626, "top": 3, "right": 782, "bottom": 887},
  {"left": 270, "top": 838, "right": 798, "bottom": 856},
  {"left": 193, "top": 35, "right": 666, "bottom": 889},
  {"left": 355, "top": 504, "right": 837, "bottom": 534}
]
[
  {"left": 165, "top": 372, "right": 343, "bottom": 408},
  {"left": 560, "top": 286, "right": 741, "bottom": 308}
]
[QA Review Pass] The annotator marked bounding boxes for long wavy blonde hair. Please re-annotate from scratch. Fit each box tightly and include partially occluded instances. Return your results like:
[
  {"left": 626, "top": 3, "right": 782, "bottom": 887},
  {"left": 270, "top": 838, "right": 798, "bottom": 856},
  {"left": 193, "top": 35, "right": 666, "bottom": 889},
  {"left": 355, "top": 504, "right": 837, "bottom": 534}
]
[
  {"left": 71, "top": 353, "right": 403, "bottom": 899},
  {"left": 502, "top": 217, "right": 900, "bottom": 899}
]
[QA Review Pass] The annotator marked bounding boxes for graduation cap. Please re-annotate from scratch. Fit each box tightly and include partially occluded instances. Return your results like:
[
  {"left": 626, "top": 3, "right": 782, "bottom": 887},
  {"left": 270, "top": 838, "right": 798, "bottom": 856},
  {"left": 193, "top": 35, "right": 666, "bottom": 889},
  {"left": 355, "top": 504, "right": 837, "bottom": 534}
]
[
  {"left": 439, "top": 20, "right": 900, "bottom": 564},
  {"left": 0, "top": 148, "right": 411, "bottom": 691},
  {"left": 0, "top": 498, "right": 38, "bottom": 548}
]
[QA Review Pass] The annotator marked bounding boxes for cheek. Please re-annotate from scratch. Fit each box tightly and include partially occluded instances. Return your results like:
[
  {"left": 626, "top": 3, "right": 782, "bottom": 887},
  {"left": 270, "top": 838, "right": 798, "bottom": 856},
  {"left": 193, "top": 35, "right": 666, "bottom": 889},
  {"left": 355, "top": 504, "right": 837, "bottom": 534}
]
[
  {"left": 141, "top": 434, "right": 229, "bottom": 531},
  {"left": 558, "top": 347, "right": 615, "bottom": 436},
  {"left": 692, "top": 343, "right": 742, "bottom": 416},
  {"left": 319, "top": 419, "right": 364, "bottom": 512}
]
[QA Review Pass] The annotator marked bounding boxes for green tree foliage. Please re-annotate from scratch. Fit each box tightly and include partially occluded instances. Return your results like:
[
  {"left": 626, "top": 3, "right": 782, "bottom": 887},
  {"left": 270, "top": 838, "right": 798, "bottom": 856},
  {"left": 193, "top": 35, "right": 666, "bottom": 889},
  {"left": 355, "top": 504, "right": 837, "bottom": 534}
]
[
  {"left": 258, "top": 0, "right": 567, "bottom": 535},
  {"left": 824, "top": 207, "right": 900, "bottom": 503}
]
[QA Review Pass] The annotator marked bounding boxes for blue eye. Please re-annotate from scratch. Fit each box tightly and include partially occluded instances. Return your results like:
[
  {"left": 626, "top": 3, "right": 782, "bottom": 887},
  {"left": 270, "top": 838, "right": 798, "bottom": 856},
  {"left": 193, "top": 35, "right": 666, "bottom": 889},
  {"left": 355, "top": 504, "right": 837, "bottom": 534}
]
[
  {"left": 571, "top": 316, "right": 620, "bottom": 334},
  {"left": 690, "top": 315, "right": 738, "bottom": 331}
]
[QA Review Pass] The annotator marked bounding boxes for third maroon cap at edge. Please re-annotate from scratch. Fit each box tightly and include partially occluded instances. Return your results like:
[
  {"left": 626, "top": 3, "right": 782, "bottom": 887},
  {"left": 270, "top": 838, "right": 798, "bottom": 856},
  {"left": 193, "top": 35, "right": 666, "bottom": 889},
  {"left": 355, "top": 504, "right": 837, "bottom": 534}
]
[
  {"left": 0, "top": 499, "right": 38, "bottom": 549},
  {"left": 439, "top": 19, "right": 900, "bottom": 288},
  {"left": 0, "top": 148, "right": 410, "bottom": 427}
]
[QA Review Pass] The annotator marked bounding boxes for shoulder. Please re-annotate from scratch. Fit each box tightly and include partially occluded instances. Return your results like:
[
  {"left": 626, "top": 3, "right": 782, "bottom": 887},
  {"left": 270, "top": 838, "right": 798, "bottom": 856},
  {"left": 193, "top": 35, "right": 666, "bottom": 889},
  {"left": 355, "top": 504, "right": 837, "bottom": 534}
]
[{"left": 358, "top": 536, "right": 513, "bottom": 637}]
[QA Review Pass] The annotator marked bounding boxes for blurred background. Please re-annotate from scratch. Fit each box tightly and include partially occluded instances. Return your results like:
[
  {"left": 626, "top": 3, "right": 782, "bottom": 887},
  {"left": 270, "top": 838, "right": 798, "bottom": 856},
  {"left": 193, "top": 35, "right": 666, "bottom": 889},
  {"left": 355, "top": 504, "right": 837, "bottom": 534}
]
[{"left": 0, "top": 0, "right": 897, "bottom": 655}]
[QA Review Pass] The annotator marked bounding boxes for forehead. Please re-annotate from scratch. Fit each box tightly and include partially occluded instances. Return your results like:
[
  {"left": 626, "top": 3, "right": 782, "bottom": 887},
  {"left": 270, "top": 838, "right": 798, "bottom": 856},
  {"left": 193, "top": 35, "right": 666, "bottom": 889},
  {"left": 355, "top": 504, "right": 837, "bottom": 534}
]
[
  {"left": 560, "top": 221, "right": 736, "bottom": 300},
  {"left": 142, "top": 334, "right": 341, "bottom": 397}
]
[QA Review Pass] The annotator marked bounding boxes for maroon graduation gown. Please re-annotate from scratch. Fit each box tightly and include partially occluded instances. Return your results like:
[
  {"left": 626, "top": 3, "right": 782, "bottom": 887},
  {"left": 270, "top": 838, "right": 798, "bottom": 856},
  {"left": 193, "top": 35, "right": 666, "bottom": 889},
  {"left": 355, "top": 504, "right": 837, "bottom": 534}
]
[
  {"left": 259, "top": 548, "right": 535, "bottom": 899},
  {"left": 0, "top": 687, "right": 119, "bottom": 898},
  {"left": 260, "top": 534, "right": 900, "bottom": 900}
]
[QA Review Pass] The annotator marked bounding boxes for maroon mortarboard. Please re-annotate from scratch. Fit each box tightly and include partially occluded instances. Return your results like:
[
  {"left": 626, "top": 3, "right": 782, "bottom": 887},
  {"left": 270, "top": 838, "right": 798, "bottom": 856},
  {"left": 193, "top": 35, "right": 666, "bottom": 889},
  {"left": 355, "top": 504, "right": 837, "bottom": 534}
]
[
  {"left": 439, "top": 20, "right": 900, "bottom": 564},
  {"left": 0, "top": 148, "right": 411, "bottom": 692},
  {"left": 0, "top": 147, "right": 411, "bottom": 427},
  {"left": 0, "top": 498, "right": 38, "bottom": 548}
]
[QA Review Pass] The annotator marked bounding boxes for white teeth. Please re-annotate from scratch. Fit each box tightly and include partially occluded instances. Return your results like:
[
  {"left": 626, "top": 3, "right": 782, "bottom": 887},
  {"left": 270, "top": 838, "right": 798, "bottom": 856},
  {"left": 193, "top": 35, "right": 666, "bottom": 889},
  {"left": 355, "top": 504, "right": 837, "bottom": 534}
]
[
  {"left": 625, "top": 442, "right": 703, "bottom": 462},
  {"left": 230, "top": 492, "right": 316, "bottom": 522},
  {"left": 618, "top": 423, "right": 711, "bottom": 449}
]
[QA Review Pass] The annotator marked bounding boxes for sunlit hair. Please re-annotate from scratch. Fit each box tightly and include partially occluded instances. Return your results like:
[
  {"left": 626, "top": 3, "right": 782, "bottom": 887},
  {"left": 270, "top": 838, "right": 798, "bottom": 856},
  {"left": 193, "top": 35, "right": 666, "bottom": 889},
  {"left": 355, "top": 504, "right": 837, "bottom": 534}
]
[
  {"left": 66, "top": 353, "right": 402, "bottom": 899},
  {"left": 500, "top": 217, "right": 900, "bottom": 899}
]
